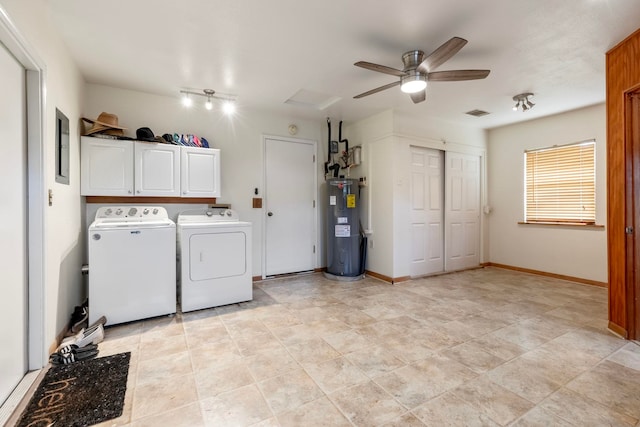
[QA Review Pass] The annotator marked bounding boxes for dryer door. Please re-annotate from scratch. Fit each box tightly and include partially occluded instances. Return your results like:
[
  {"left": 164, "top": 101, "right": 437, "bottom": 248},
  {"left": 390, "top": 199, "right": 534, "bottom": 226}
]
[{"left": 190, "top": 230, "right": 247, "bottom": 280}]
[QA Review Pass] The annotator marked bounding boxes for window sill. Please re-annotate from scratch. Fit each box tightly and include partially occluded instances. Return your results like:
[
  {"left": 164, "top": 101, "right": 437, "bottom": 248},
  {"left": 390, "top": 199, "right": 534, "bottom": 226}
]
[{"left": 518, "top": 221, "right": 605, "bottom": 229}]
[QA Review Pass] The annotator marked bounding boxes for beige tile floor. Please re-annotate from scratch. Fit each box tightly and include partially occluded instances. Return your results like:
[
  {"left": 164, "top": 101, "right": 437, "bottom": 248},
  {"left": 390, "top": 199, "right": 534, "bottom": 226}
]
[{"left": 88, "top": 267, "right": 640, "bottom": 427}]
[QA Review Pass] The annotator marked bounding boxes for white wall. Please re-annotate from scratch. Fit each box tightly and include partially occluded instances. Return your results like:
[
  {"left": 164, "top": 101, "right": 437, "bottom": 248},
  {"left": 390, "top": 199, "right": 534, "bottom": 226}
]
[
  {"left": 346, "top": 110, "right": 488, "bottom": 279},
  {"left": 1, "top": 0, "right": 86, "bottom": 357},
  {"left": 487, "top": 103, "right": 607, "bottom": 282},
  {"left": 83, "top": 84, "right": 324, "bottom": 276}
]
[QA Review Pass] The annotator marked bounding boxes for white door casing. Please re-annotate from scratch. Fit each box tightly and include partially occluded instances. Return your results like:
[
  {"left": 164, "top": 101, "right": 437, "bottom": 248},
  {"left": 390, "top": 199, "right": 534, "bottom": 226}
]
[
  {"left": 0, "top": 41, "right": 27, "bottom": 405},
  {"left": 445, "top": 151, "right": 481, "bottom": 271},
  {"left": 410, "top": 146, "right": 444, "bottom": 277},
  {"left": 263, "top": 136, "right": 317, "bottom": 276}
]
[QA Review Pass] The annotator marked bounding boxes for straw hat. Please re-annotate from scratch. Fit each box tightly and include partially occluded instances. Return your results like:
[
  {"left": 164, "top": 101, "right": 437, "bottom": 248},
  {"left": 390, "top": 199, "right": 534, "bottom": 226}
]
[{"left": 82, "top": 112, "right": 126, "bottom": 136}]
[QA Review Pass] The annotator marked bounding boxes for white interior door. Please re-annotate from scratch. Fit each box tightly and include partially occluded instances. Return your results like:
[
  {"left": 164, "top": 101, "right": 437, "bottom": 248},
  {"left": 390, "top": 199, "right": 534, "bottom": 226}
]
[
  {"left": 445, "top": 151, "right": 480, "bottom": 271},
  {"left": 410, "top": 146, "right": 444, "bottom": 277},
  {"left": 264, "top": 137, "right": 316, "bottom": 276},
  {"left": 0, "top": 42, "right": 27, "bottom": 405}
]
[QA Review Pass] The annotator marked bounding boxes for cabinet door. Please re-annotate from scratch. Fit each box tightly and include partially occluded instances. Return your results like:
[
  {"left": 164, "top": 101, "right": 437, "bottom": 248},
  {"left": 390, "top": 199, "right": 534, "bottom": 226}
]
[
  {"left": 134, "top": 142, "right": 181, "bottom": 196},
  {"left": 181, "top": 147, "right": 221, "bottom": 197},
  {"left": 81, "top": 137, "right": 133, "bottom": 196}
]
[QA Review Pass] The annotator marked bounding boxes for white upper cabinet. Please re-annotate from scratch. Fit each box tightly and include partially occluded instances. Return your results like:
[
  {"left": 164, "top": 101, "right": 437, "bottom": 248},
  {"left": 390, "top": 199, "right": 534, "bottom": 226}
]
[
  {"left": 81, "top": 136, "right": 220, "bottom": 198},
  {"left": 81, "top": 137, "right": 134, "bottom": 196},
  {"left": 181, "top": 147, "right": 221, "bottom": 198},
  {"left": 134, "top": 142, "right": 181, "bottom": 196}
]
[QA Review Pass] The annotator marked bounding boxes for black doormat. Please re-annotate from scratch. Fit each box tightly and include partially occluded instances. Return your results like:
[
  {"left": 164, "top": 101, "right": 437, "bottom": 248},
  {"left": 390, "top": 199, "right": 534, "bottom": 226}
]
[{"left": 16, "top": 352, "right": 131, "bottom": 427}]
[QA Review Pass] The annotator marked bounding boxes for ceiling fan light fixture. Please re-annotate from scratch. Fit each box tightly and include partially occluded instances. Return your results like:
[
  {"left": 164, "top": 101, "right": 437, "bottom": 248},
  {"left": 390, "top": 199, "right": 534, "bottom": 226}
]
[{"left": 400, "top": 74, "right": 427, "bottom": 94}]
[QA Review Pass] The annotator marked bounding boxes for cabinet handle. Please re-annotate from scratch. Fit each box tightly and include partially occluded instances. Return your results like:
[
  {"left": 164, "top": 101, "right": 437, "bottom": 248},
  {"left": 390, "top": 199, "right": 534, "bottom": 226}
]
[
  {"left": 128, "top": 190, "right": 132, "bottom": 194},
  {"left": 183, "top": 191, "right": 187, "bottom": 195},
  {"left": 136, "top": 190, "right": 141, "bottom": 194}
]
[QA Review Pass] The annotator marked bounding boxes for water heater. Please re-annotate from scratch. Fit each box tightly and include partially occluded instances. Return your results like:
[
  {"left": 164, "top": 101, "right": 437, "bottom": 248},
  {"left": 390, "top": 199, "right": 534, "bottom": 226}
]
[{"left": 325, "top": 178, "right": 364, "bottom": 280}]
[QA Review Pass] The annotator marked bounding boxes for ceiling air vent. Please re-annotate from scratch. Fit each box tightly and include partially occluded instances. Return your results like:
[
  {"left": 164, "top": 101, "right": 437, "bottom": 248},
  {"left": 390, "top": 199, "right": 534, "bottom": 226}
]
[{"left": 465, "top": 109, "right": 490, "bottom": 117}]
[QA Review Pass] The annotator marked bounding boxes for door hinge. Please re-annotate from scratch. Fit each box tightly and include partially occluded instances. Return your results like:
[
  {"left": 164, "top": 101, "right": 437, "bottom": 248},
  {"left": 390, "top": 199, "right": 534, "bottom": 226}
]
[
  {"left": 626, "top": 226, "right": 634, "bottom": 234},
  {"left": 313, "top": 200, "right": 316, "bottom": 208},
  {"left": 313, "top": 245, "right": 316, "bottom": 253}
]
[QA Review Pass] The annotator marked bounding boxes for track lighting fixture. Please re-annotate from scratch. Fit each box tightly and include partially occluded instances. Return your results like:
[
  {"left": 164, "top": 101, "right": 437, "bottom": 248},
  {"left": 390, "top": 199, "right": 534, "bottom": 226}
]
[
  {"left": 180, "top": 89, "right": 237, "bottom": 114},
  {"left": 512, "top": 92, "right": 535, "bottom": 112}
]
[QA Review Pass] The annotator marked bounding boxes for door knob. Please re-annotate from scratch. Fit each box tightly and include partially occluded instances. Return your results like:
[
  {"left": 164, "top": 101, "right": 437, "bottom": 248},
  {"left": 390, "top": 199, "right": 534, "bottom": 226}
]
[{"left": 267, "top": 212, "right": 273, "bottom": 217}]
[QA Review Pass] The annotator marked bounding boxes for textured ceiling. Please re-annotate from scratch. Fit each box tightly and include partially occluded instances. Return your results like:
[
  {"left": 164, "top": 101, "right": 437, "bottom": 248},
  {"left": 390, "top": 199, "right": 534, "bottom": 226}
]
[{"left": 49, "top": 0, "right": 640, "bottom": 129}]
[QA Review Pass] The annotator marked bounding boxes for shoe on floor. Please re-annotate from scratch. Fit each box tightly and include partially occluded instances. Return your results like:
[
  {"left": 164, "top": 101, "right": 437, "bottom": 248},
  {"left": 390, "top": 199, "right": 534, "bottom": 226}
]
[
  {"left": 75, "top": 324, "right": 104, "bottom": 348},
  {"left": 57, "top": 323, "right": 105, "bottom": 351}
]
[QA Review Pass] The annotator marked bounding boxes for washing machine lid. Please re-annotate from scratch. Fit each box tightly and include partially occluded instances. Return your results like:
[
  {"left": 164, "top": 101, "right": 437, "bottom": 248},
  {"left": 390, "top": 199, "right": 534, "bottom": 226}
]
[{"left": 91, "top": 218, "right": 175, "bottom": 229}]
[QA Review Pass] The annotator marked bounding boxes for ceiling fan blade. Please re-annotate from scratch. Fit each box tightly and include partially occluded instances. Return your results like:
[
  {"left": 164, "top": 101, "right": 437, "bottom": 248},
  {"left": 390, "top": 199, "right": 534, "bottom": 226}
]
[
  {"left": 417, "top": 37, "right": 468, "bottom": 73},
  {"left": 353, "top": 81, "right": 401, "bottom": 99},
  {"left": 354, "top": 61, "right": 406, "bottom": 77},
  {"left": 427, "top": 69, "right": 490, "bottom": 81},
  {"left": 410, "top": 90, "right": 426, "bottom": 104}
]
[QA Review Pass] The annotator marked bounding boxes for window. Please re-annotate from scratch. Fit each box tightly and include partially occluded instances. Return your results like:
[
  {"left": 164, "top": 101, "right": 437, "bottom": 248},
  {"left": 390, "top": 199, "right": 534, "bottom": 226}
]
[{"left": 524, "top": 140, "right": 595, "bottom": 224}]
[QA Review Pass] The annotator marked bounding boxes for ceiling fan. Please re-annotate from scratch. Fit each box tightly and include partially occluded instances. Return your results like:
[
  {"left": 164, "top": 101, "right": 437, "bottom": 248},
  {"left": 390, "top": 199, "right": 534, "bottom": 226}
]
[{"left": 353, "top": 37, "right": 490, "bottom": 104}]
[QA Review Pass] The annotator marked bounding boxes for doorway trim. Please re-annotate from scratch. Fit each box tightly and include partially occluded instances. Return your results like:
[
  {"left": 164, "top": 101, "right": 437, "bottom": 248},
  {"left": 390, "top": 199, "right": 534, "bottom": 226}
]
[
  {"left": 0, "top": 6, "right": 47, "bottom": 369},
  {"left": 261, "top": 134, "right": 318, "bottom": 279}
]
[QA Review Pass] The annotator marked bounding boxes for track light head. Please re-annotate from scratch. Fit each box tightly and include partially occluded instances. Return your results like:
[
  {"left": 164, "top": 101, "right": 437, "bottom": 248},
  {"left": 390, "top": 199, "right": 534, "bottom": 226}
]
[{"left": 182, "top": 93, "right": 193, "bottom": 107}]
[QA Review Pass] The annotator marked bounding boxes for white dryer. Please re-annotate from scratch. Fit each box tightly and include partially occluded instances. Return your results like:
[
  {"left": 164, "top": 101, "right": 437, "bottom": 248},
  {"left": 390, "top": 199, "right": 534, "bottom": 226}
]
[
  {"left": 177, "top": 209, "right": 252, "bottom": 312},
  {"left": 88, "top": 206, "right": 176, "bottom": 325}
]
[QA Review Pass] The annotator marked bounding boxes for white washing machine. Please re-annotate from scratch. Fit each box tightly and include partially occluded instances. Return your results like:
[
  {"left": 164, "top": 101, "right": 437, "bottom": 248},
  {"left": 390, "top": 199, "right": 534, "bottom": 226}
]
[
  {"left": 177, "top": 209, "right": 252, "bottom": 312},
  {"left": 88, "top": 206, "right": 176, "bottom": 325}
]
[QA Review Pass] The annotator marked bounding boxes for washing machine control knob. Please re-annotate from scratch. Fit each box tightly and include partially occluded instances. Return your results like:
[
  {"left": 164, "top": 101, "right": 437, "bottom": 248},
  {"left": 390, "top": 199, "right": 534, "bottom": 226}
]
[
  {"left": 153, "top": 208, "right": 159, "bottom": 215},
  {"left": 143, "top": 208, "right": 149, "bottom": 215},
  {"left": 128, "top": 207, "right": 138, "bottom": 216},
  {"left": 115, "top": 209, "right": 123, "bottom": 215},
  {"left": 105, "top": 208, "right": 113, "bottom": 216},
  {"left": 226, "top": 210, "right": 232, "bottom": 216}
]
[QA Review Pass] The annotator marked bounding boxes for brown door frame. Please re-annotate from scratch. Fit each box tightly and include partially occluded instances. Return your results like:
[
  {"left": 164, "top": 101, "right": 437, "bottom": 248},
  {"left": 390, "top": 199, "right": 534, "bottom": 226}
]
[{"left": 625, "top": 89, "right": 640, "bottom": 340}]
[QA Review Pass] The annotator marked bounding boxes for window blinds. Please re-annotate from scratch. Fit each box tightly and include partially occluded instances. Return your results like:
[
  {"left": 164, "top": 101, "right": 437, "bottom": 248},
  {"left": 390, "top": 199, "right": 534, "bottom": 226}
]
[{"left": 525, "top": 140, "right": 595, "bottom": 223}]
